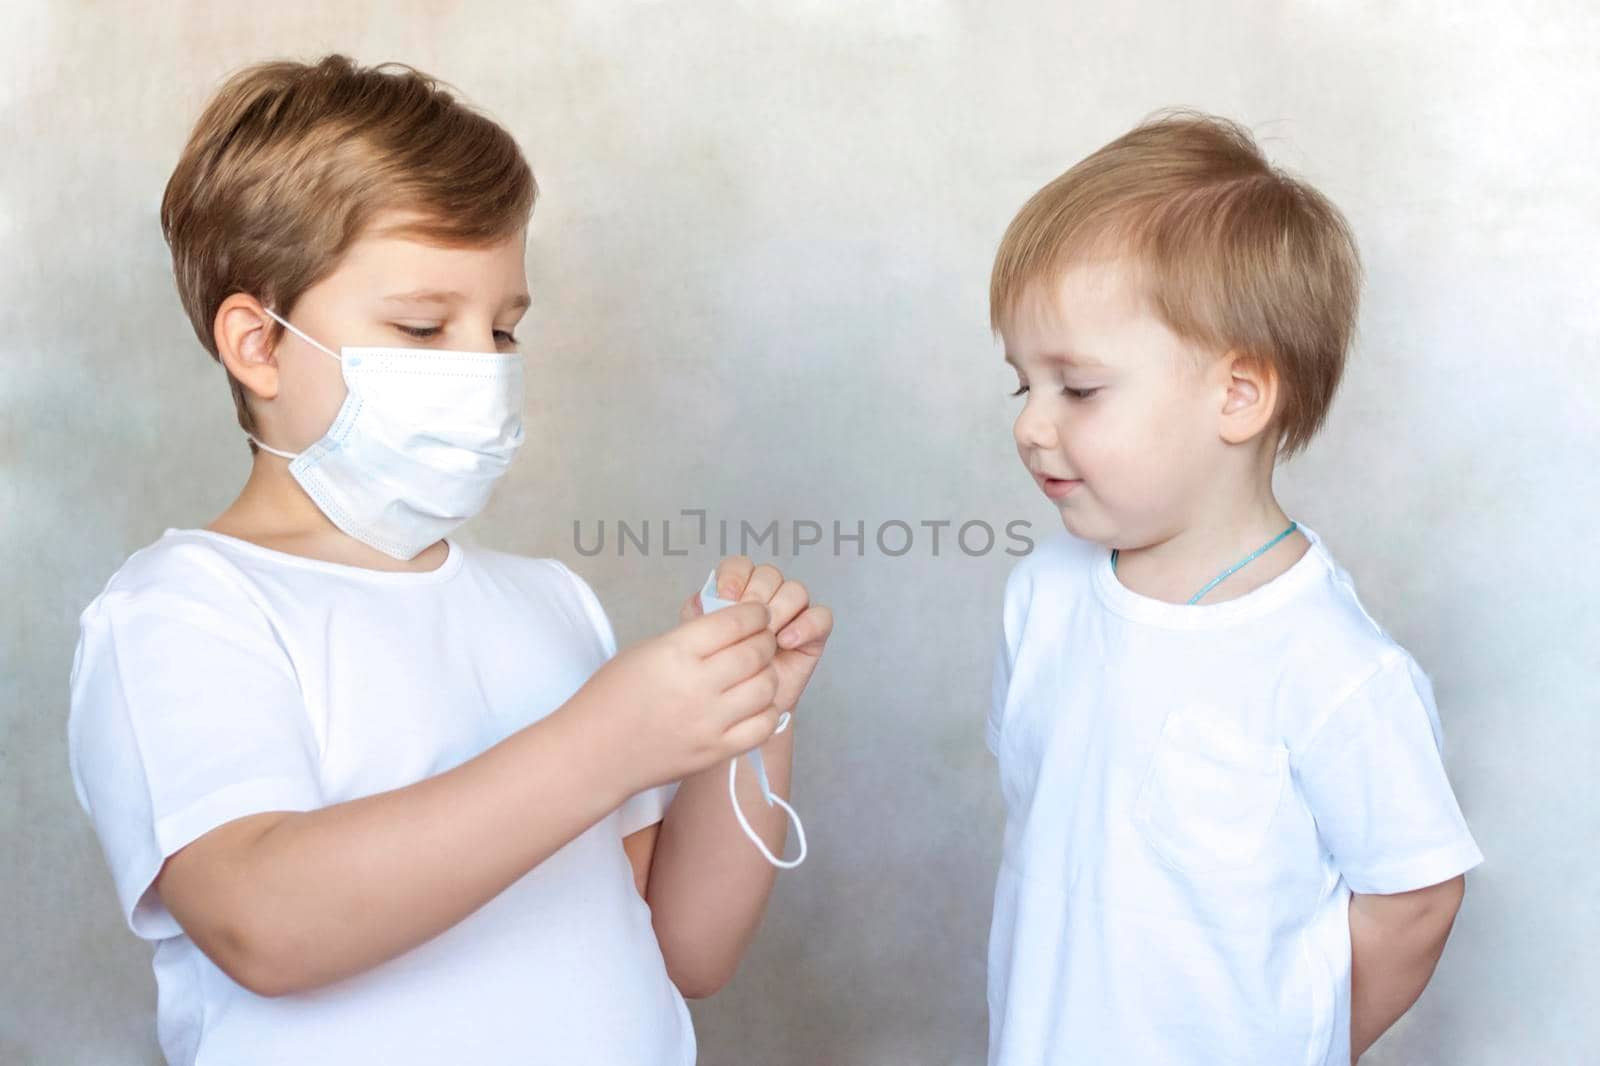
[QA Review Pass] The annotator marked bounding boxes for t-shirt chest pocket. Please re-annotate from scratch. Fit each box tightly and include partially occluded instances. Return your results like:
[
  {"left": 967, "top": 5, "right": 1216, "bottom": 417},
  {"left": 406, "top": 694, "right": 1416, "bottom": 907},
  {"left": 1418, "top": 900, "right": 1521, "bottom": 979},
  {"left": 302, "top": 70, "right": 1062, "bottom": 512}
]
[{"left": 1133, "top": 706, "right": 1289, "bottom": 873}]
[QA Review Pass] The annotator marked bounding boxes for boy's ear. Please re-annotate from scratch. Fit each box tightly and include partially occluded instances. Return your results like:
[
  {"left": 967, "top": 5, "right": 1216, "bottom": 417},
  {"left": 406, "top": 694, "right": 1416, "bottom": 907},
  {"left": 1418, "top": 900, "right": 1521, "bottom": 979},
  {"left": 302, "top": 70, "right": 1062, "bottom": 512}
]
[
  {"left": 1215, "top": 350, "right": 1279, "bottom": 447},
  {"left": 214, "top": 294, "right": 281, "bottom": 402}
]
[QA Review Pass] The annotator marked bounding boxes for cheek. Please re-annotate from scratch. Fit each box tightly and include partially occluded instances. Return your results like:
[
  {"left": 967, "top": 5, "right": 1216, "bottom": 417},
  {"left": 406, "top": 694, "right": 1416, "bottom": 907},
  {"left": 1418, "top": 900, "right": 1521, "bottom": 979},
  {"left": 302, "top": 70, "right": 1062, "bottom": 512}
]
[
  {"left": 1067, "top": 401, "right": 1180, "bottom": 506},
  {"left": 1058, "top": 405, "right": 1126, "bottom": 477},
  {"left": 283, "top": 366, "right": 349, "bottom": 434},
  {"left": 1114, "top": 392, "right": 1214, "bottom": 507}
]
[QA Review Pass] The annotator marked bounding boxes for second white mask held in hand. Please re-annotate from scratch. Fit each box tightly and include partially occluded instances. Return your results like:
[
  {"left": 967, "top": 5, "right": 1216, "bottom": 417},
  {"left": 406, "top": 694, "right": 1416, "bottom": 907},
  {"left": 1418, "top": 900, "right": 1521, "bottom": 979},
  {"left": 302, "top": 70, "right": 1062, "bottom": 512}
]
[
  {"left": 699, "top": 570, "right": 808, "bottom": 870},
  {"left": 247, "top": 307, "right": 527, "bottom": 561}
]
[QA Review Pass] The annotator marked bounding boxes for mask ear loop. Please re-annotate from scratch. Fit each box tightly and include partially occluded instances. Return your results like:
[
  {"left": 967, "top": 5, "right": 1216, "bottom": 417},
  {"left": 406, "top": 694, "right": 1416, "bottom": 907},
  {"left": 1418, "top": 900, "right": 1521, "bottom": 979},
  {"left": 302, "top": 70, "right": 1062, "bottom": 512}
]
[
  {"left": 261, "top": 306, "right": 342, "bottom": 360},
  {"left": 247, "top": 436, "right": 299, "bottom": 460},
  {"left": 729, "top": 711, "right": 807, "bottom": 869},
  {"left": 247, "top": 307, "right": 344, "bottom": 458},
  {"left": 699, "top": 570, "right": 807, "bottom": 870}
]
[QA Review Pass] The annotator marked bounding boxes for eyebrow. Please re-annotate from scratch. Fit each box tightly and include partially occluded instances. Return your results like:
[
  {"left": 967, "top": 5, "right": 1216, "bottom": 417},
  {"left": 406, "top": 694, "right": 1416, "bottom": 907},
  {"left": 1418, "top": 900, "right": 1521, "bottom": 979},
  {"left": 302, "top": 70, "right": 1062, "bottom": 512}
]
[
  {"left": 1003, "top": 351, "right": 1106, "bottom": 369},
  {"left": 383, "top": 289, "right": 532, "bottom": 313}
]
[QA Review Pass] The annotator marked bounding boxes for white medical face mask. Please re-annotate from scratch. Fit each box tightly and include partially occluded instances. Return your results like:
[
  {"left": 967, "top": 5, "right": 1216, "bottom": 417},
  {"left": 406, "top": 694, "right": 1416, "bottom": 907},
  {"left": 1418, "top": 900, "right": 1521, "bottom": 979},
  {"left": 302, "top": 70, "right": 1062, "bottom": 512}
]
[
  {"left": 248, "top": 307, "right": 526, "bottom": 560},
  {"left": 698, "top": 570, "right": 808, "bottom": 869}
]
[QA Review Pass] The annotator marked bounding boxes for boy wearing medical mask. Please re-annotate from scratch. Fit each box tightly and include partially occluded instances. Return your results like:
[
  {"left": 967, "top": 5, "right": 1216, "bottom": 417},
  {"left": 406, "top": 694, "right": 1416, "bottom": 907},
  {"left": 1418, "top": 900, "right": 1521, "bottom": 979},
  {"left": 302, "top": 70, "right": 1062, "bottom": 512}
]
[
  {"left": 985, "top": 112, "right": 1481, "bottom": 1066},
  {"left": 67, "top": 56, "right": 829, "bottom": 1066}
]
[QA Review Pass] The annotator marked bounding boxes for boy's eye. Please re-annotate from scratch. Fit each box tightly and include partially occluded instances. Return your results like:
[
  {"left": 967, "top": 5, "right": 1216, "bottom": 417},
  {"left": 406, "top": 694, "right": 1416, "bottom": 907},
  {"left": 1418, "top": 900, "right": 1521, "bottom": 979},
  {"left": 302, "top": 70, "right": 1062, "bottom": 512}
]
[
  {"left": 1008, "top": 383, "right": 1099, "bottom": 400},
  {"left": 395, "top": 325, "right": 520, "bottom": 346}
]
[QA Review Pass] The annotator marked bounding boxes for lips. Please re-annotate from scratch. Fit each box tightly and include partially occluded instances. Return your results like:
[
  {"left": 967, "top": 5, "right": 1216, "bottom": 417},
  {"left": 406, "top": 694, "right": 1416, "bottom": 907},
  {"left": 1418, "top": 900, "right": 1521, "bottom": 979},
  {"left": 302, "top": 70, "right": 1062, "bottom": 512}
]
[{"left": 1032, "top": 469, "right": 1083, "bottom": 500}]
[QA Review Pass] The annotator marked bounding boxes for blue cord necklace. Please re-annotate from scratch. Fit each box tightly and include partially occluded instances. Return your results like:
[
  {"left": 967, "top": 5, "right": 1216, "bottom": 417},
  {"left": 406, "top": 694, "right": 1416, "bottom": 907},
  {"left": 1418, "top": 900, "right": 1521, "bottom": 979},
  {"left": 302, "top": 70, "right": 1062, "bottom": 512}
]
[{"left": 1111, "top": 521, "right": 1299, "bottom": 605}]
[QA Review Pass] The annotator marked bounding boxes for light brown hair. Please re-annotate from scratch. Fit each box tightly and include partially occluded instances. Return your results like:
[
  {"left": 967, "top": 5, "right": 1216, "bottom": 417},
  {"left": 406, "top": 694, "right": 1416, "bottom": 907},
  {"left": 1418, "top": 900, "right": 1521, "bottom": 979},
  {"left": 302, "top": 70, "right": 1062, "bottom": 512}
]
[
  {"left": 160, "top": 54, "right": 537, "bottom": 442},
  {"left": 990, "top": 110, "right": 1360, "bottom": 456}
]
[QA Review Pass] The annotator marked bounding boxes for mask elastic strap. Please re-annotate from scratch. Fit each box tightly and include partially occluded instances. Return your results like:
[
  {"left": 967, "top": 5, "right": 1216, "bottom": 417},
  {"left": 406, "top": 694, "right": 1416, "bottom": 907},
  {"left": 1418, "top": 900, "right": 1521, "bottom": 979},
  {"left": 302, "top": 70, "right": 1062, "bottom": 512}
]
[
  {"left": 246, "top": 434, "right": 299, "bottom": 460},
  {"left": 729, "top": 711, "right": 807, "bottom": 869},
  {"left": 698, "top": 570, "right": 807, "bottom": 869},
  {"left": 246, "top": 308, "right": 342, "bottom": 458},
  {"left": 261, "top": 306, "right": 341, "bottom": 361}
]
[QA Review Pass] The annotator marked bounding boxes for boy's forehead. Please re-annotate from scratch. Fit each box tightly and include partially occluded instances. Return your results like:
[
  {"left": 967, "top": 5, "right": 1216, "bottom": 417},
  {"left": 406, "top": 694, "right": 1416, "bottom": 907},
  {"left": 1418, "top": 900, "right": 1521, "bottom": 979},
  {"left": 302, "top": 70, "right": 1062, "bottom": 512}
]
[
  {"left": 999, "top": 261, "right": 1146, "bottom": 364},
  {"left": 1041, "top": 258, "right": 1145, "bottom": 315},
  {"left": 337, "top": 214, "right": 530, "bottom": 307},
  {"left": 349, "top": 217, "right": 522, "bottom": 267}
]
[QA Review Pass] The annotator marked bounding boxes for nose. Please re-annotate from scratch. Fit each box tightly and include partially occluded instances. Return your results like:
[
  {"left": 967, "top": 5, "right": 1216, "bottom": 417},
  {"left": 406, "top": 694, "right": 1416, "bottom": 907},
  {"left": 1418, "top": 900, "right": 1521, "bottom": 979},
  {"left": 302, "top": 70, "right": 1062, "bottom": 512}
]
[
  {"left": 1013, "top": 395, "right": 1058, "bottom": 452},
  {"left": 454, "top": 316, "right": 514, "bottom": 353}
]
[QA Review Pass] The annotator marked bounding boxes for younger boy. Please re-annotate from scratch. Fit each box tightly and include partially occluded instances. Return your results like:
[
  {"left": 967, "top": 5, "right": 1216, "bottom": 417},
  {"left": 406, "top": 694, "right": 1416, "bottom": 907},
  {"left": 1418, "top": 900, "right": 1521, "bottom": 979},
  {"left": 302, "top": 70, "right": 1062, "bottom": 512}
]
[
  {"left": 68, "top": 55, "right": 831, "bottom": 1066},
  {"left": 985, "top": 112, "right": 1481, "bottom": 1065}
]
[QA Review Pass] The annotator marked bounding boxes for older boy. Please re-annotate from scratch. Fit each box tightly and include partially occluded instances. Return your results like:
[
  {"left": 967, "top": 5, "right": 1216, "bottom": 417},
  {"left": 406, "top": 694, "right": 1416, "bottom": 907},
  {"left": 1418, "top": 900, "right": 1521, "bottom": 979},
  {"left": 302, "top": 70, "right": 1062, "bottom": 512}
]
[{"left": 68, "top": 55, "right": 830, "bottom": 1066}]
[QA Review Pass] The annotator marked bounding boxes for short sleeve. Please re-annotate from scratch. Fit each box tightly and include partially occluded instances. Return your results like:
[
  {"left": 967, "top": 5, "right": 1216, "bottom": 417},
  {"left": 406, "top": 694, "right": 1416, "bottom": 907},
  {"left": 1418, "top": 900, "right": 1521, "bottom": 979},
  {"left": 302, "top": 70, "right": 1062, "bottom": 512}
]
[
  {"left": 1295, "top": 652, "right": 1484, "bottom": 895},
  {"left": 551, "top": 560, "right": 678, "bottom": 835},
  {"left": 67, "top": 591, "right": 323, "bottom": 941},
  {"left": 551, "top": 559, "right": 619, "bottom": 660},
  {"left": 988, "top": 561, "right": 1031, "bottom": 756},
  {"left": 988, "top": 622, "right": 1011, "bottom": 756}
]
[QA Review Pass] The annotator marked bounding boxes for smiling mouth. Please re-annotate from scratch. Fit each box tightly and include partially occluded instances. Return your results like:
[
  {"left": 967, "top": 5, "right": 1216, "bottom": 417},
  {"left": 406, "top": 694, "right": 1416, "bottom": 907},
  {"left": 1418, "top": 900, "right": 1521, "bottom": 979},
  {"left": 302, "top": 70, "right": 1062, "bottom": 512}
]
[{"left": 1040, "top": 475, "right": 1083, "bottom": 500}]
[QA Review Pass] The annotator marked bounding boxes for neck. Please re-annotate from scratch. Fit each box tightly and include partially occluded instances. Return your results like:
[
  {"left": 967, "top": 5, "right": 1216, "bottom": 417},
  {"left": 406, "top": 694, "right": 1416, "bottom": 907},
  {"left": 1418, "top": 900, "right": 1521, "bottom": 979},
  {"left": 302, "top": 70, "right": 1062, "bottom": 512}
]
[
  {"left": 206, "top": 453, "right": 448, "bottom": 573},
  {"left": 1110, "top": 461, "right": 1305, "bottom": 606}
]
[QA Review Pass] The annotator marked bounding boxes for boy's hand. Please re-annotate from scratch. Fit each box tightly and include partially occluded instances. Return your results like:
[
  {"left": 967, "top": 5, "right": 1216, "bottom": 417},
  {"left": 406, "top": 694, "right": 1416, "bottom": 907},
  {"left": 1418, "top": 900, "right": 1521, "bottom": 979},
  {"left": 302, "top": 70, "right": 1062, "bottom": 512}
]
[
  {"left": 680, "top": 557, "right": 833, "bottom": 717},
  {"left": 582, "top": 597, "right": 783, "bottom": 792}
]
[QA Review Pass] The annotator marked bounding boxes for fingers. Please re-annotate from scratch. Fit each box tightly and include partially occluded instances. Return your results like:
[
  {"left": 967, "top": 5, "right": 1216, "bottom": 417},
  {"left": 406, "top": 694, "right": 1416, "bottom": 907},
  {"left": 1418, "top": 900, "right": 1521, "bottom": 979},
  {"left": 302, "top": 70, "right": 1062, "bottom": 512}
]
[
  {"left": 777, "top": 603, "right": 834, "bottom": 651},
  {"left": 679, "top": 589, "right": 702, "bottom": 624},
  {"left": 705, "top": 627, "right": 778, "bottom": 693},
  {"left": 717, "top": 664, "right": 781, "bottom": 734},
  {"left": 739, "top": 563, "right": 784, "bottom": 606},
  {"left": 684, "top": 561, "right": 829, "bottom": 651},
  {"left": 714, "top": 556, "right": 757, "bottom": 601},
  {"left": 721, "top": 703, "right": 784, "bottom": 757},
  {"left": 718, "top": 557, "right": 812, "bottom": 635},
  {"left": 765, "top": 578, "right": 810, "bottom": 633},
  {"left": 680, "top": 600, "right": 770, "bottom": 656}
]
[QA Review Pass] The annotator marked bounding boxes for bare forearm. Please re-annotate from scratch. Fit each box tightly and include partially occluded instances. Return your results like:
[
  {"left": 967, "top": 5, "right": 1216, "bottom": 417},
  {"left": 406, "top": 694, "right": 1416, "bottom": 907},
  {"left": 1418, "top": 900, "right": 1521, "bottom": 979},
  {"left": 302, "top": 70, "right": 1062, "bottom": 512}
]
[
  {"left": 163, "top": 695, "right": 629, "bottom": 995},
  {"left": 1348, "top": 878, "right": 1464, "bottom": 1061},
  {"left": 645, "top": 726, "right": 795, "bottom": 997}
]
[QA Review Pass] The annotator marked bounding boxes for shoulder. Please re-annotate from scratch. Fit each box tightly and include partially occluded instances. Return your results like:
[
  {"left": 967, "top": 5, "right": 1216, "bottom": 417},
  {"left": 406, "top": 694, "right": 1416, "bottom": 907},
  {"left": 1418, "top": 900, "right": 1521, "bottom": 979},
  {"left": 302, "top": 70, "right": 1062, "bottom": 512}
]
[
  {"left": 70, "top": 533, "right": 297, "bottom": 701},
  {"left": 1000, "top": 529, "right": 1100, "bottom": 612},
  {"left": 1278, "top": 529, "right": 1437, "bottom": 738},
  {"left": 81, "top": 530, "right": 265, "bottom": 628},
  {"left": 1288, "top": 529, "right": 1411, "bottom": 664},
  {"left": 463, "top": 546, "right": 617, "bottom": 654},
  {"left": 464, "top": 545, "right": 600, "bottom": 605}
]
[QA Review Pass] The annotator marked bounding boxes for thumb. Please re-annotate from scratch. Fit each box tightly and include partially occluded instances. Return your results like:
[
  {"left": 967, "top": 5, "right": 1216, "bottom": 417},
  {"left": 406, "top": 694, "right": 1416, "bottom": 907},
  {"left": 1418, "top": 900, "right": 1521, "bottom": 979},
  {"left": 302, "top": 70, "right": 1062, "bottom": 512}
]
[{"left": 679, "top": 589, "right": 703, "bottom": 624}]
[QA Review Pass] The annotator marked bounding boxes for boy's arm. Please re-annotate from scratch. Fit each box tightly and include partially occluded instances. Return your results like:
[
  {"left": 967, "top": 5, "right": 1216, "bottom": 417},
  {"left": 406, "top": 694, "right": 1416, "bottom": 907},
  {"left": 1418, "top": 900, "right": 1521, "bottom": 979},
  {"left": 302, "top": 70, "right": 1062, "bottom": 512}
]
[
  {"left": 1348, "top": 875, "right": 1466, "bottom": 1062},
  {"left": 625, "top": 559, "right": 830, "bottom": 998},
  {"left": 1292, "top": 654, "right": 1483, "bottom": 1061},
  {"left": 160, "top": 704, "right": 626, "bottom": 996},
  {"left": 626, "top": 725, "right": 797, "bottom": 997},
  {"left": 156, "top": 602, "right": 783, "bottom": 998}
]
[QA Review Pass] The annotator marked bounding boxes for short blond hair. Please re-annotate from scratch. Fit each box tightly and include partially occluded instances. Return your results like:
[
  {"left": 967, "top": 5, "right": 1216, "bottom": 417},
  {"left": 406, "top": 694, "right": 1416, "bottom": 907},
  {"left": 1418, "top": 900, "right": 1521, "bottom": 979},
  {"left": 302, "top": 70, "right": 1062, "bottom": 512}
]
[
  {"left": 990, "top": 111, "right": 1360, "bottom": 456},
  {"left": 160, "top": 54, "right": 537, "bottom": 441}
]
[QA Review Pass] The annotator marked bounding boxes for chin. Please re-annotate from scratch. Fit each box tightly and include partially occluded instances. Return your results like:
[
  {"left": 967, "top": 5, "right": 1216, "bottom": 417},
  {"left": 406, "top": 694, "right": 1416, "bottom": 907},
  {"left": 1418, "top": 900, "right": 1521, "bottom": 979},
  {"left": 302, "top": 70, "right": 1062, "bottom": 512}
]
[
  {"left": 1057, "top": 509, "right": 1118, "bottom": 549},
  {"left": 1056, "top": 510, "right": 1093, "bottom": 541}
]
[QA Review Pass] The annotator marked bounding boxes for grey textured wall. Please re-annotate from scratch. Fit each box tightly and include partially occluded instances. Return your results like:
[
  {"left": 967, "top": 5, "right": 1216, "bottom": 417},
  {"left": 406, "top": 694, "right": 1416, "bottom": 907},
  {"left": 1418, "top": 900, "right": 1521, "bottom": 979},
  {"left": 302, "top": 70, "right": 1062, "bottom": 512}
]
[{"left": 4, "top": 2, "right": 1596, "bottom": 1063}]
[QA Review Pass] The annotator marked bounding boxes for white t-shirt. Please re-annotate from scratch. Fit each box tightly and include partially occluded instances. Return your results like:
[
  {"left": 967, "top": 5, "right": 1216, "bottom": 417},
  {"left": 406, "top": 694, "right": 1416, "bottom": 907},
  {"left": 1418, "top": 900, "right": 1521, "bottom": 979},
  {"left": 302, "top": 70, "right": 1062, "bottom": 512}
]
[
  {"left": 986, "top": 527, "right": 1483, "bottom": 1066},
  {"left": 67, "top": 528, "right": 691, "bottom": 1066}
]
